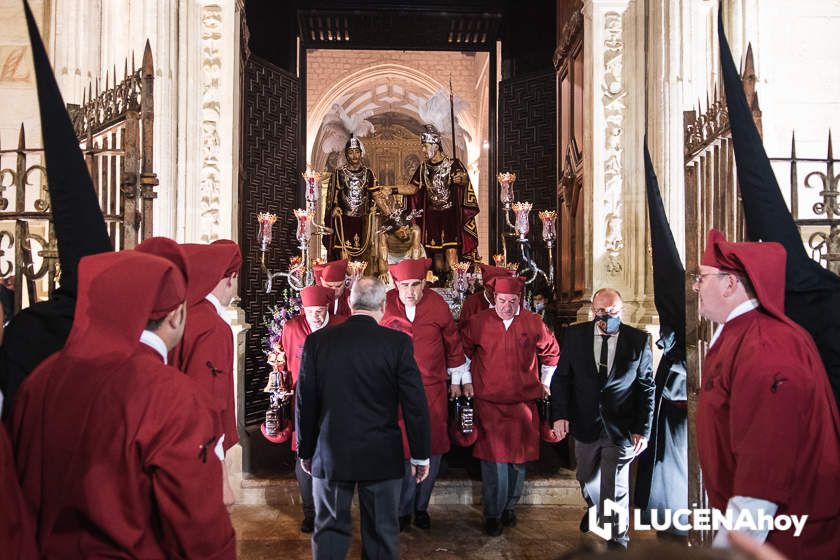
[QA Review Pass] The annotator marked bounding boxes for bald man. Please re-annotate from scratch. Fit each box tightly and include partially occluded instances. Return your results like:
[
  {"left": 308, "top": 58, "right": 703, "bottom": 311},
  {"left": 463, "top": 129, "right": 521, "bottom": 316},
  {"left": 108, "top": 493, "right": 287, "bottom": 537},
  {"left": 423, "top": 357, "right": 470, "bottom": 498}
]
[{"left": 550, "top": 288, "right": 654, "bottom": 550}]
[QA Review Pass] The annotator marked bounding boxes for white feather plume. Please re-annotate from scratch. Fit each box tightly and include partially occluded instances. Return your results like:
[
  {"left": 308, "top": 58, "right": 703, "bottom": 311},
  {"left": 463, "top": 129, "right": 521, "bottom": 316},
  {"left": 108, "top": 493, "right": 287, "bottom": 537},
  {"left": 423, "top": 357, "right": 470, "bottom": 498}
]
[
  {"left": 319, "top": 104, "right": 375, "bottom": 154},
  {"left": 417, "top": 89, "right": 471, "bottom": 155}
]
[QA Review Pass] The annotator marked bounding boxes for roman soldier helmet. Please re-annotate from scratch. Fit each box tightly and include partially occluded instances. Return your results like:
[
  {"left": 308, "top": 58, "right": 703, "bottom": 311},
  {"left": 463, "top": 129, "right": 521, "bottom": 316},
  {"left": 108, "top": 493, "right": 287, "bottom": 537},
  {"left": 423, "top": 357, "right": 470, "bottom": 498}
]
[
  {"left": 420, "top": 124, "right": 442, "bottom": 148},
  {"left": 344, "top": 133, "right": 364, "bottom": 155}
]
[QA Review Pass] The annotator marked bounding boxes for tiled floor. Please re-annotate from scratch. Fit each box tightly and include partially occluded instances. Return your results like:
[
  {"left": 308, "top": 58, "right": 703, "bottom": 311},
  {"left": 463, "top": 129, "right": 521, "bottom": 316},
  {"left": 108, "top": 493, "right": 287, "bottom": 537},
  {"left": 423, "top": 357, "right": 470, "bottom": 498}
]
[{"left": 232, "top": 503, "right": 658, "bottom": 559}]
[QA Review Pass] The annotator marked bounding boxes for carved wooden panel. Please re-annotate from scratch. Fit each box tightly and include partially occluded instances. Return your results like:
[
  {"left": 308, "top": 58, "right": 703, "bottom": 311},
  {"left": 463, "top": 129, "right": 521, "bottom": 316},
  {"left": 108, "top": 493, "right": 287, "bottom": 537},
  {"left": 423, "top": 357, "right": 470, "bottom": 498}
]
[
  {"left": 240, "top": 56, "right": 300, "bottom": 429},
  {"left": 499, "top": 71, "right": 557, "bottom": 278}
]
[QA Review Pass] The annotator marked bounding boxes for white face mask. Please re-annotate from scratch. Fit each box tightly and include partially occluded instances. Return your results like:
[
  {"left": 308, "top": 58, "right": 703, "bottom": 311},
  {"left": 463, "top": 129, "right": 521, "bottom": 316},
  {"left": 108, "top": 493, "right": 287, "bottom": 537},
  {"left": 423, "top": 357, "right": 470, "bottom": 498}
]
[{"left": 534, "top": 302, "right": 545, "bottom": 312}]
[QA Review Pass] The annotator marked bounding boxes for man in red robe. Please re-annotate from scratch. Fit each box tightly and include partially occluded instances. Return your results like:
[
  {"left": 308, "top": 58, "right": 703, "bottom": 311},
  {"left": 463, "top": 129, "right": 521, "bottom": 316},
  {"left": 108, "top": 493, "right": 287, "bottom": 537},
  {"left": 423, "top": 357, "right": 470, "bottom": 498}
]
[
  {"left": 695, "top": 228, "right": 840, "bottom": 559},
  {"left": 281, "top": 284, "right": 346, "bottom": 533},
  {"left": 459, "top": 263, "right": 509, "bottom": 323},
  {"left": 314, "top": 259, "right": 351, "bottom": 317},
  {"left": 460, "top": 275, "right": 560, "bottom": 536},
  {"left": 381, "top": 258, "right": 468, "bottom": 531},
  {"left": 136, "top": 238, "right": 242, "bottom": 508},
  {"left": 12, "top": 249, "right": 235, "bottom": 558}
]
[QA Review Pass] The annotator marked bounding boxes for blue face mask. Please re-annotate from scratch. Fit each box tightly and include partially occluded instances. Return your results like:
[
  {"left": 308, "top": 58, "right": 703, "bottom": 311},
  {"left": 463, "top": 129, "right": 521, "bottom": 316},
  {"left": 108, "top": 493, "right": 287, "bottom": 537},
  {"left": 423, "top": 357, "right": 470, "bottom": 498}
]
[
  {"left": 534, "top": 302, "right": 545, "bottom": 312},
  {"left": 595, "top": 313, "right": 621, "bottom": 334}
]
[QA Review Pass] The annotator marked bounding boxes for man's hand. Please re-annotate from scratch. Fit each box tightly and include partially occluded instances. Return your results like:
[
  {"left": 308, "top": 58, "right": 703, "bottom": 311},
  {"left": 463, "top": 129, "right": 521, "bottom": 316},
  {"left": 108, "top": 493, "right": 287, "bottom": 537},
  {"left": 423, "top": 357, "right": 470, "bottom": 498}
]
[
  {"left": 449, "top": 383, "right": 462, "bottom": 399},
  {"left": 300, "top": 458, "right": 312, "bottom": 476},
  {"left": 553, "top": 419, "right": 569, "bottom": 441},
  {"left": 542, "top": 384, "right": 551, "bottom": 398},
  {"left": 411, "top": 464, "right": 430, "bottom": 483},
  {"left": 452, "top": 170, "right": 467, "bottom": 186},
  {"left": 631, "top": 434, "right": 648, "bottom": 455},
  {"left": 331, "top": 206, "right": 342, "bottom": 218},
  {"left": 463, "top": 383, "right": 474, "bottom": 397}
]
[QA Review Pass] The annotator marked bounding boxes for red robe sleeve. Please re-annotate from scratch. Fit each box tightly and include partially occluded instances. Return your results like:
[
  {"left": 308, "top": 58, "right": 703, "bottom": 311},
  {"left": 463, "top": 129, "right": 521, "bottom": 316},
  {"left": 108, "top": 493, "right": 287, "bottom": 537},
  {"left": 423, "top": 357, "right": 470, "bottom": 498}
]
[
  {"left": 143, "top": 384, "right": 236, "bottom": 559},
  {"left": 180, "top": 313, "right": 238, "bottom": 451},
  {"left": 535, "top": 319, "right": 560, "bottom": 367},
  {"left": 281, "top": 316, "right": 309, "bottom": 383},
  {"left": 436, "top": 298, "right": 466, "bottom": 369}
]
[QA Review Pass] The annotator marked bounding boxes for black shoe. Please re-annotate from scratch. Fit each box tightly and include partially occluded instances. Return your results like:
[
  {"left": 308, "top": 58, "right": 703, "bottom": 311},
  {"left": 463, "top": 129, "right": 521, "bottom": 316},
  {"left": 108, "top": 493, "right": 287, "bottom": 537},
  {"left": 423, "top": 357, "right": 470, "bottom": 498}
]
[
  {"left": 413, "top": 510, "right": 431, "bottom": 529},
  {"left": 607, "top": 541, "right": 627, "bottom": 551},
  {"left": 300, "top": 516, "right": 314, "bottom": 533},
  {"left": 399, "top": 514, "right": 412, "bottom": 532},
  {"left": 484, "top": 517, "right": 503, "bottom": 537},
  {"left": 579, "top": 511, "right": 590, "bottom": 534},
  {"left": 501, "top": 509, "right": 517, "bottom": 527}
]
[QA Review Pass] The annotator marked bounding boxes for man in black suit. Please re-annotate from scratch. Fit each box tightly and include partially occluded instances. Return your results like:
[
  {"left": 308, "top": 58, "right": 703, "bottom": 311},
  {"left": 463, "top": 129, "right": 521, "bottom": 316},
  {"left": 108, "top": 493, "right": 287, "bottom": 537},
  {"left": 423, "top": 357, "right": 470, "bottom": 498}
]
[
  {"left": 550, "top": 288, "right": 654, "bottom": 549},
  {"left": 296, "top": 277, "right": 431, "bottom": 560}
]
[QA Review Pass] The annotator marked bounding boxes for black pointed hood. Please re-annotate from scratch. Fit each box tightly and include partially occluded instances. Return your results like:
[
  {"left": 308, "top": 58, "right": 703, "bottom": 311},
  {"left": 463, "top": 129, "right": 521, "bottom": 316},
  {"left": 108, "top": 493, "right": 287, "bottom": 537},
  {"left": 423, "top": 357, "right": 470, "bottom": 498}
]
[
  {"left": 644, "top": 141, "right": 685, "bottom": 360},
  {"left": 719, "top": 5, "right": 840, "bottom": 407},
  {"left": 718, "top": 6, "right": 839, "bottom": 293},
  {"left": 23, "top": 0, "right": 111, "bottom": 296}
]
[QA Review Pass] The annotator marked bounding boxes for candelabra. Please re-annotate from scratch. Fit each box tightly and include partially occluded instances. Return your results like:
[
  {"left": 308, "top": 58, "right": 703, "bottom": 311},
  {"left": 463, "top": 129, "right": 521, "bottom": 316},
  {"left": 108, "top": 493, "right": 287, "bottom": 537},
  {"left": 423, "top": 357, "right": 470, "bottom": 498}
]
[
  {"left": 452, "top": 261, "right": 471, "bottom": 303},
  {"left": 496, "top": 171, "right": 556, "bottom": 288},
  {"left": 539, "top": 210, "right": 557, "bottom": 287},
  {"left": 261, "top": 349, "right": 294, "bottom": 442},
  {"left": 258, "top": 168, "right": 334, "bottom": 294}
]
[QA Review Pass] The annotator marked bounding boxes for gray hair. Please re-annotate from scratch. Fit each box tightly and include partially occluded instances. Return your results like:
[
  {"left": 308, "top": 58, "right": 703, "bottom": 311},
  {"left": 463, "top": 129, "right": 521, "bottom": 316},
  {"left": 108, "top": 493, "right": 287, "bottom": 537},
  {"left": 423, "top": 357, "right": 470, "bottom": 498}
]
[{"left": 349, "top": 277, "right": 386, "bottom": 311}]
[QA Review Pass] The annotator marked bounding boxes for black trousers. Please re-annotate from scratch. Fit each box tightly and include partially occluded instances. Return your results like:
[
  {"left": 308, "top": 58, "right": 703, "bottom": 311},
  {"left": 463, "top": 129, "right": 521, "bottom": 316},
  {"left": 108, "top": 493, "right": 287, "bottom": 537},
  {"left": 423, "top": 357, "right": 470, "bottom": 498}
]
[{"left": 312, "top": 476, "right": 402, "bottom": 560}]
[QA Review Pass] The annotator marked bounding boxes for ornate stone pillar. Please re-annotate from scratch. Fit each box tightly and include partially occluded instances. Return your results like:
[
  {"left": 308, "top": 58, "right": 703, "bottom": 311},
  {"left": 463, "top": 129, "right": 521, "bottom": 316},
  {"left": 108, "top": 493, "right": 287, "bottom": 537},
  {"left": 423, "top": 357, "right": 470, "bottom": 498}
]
[
  {"left": 581, "top": 0, "right": 653, "bottom": 324},
  {"left": 177, "top": 0, "right": 240, "bottom": 244}
]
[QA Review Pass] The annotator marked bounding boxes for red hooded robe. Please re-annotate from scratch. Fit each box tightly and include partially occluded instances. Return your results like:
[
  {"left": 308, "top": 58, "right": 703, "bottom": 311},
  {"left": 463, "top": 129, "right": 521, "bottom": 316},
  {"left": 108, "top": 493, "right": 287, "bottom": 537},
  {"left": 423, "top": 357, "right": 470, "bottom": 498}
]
[
  {"left": 696, "top": 229, "right": 840, "bottom": 559},
  {"left": 460, "top": 277, "right": 560, "bottom": 464},
  {"left": 12, "top": 250, "right": 235, "bottom": 559}
]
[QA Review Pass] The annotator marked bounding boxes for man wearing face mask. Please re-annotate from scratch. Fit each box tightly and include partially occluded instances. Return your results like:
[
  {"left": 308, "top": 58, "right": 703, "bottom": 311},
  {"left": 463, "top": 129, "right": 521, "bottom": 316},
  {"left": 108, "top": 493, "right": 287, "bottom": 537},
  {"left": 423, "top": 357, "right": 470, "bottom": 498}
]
[
  {"left": 280, "top": 285, "right": 347, "bottom": 533},
  {"left": 550, "top": 288, "right": 654, "bottom": 550}
]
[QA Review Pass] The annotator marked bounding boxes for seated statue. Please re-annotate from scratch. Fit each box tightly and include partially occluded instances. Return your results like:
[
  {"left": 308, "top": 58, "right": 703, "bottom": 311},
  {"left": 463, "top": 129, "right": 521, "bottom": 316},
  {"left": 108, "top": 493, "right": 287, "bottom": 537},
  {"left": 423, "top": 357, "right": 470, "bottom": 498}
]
[{"left": 372, "top": 190, "right": 425, "bottom": 282}]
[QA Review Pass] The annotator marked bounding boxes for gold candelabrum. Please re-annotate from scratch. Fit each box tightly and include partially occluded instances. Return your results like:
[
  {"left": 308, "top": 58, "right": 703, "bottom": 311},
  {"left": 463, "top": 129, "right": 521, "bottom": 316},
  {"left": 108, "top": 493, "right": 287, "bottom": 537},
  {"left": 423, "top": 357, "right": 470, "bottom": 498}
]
[
  {"left": 257, "top": 167, "right": 333, "bottom": 294},
  {"left": 496, "top": 171, "right": 555, "bottom": 291}
]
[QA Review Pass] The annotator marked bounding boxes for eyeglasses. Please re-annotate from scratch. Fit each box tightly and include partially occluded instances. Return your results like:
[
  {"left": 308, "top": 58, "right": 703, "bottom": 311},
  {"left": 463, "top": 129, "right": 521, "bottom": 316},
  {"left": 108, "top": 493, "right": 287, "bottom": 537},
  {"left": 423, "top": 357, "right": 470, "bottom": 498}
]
[{"left": 690, "top": 272, "right": 730, "bottom": 285}]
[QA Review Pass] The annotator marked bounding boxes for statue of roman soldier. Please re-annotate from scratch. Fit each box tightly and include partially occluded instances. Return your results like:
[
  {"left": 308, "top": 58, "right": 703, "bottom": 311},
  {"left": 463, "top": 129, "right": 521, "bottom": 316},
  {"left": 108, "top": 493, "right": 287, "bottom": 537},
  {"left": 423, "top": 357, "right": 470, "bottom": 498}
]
[{"left": 323, "top": 134, "right": 378, "bottom": 262}]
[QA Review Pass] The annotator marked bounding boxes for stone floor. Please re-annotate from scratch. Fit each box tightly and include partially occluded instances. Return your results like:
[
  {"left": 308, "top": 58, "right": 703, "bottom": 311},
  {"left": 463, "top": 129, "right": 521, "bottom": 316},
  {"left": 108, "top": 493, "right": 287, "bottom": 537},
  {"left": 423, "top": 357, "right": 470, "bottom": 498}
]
[{"left": 232, "top": 504, "right": 658, "bottom": 559}]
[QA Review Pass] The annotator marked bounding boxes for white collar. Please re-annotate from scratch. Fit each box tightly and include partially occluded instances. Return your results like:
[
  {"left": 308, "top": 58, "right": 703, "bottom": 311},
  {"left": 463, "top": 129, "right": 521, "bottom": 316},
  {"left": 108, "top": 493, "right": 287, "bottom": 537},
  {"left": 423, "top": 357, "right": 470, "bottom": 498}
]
[
  {"left": 725, "top": 298, "right": 760, "bottom": 323},
  {"left": 709, "top": 298, "right": 760, "bottom": 348},
  {"left": 139, "top": 330, "right": 168, "bottom": 364},
  {"left": 205, "top": 293, "right": 226, "bottom": 317}
]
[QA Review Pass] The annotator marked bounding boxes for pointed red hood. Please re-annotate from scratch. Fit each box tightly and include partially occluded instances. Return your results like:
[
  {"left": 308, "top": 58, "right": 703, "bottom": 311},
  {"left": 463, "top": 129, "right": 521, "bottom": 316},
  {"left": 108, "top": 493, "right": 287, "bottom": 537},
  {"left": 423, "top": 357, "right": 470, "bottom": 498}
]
[
  {"left": 181, "top": 240, "right": 242, "bottom": 305},
  {"left": 63, "top": 251, "right": 187, "bottom": 365},
  {"left": 701, "top": 228, "right": 788, "bottom": 323}
]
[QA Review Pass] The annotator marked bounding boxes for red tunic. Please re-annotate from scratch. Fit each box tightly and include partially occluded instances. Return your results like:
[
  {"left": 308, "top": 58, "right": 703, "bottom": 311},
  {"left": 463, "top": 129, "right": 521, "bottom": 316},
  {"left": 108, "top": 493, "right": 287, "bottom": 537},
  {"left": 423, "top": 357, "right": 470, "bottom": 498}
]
[
  {"left": 12, "top": 345, "right": 235, "bottom": 559},
  {"left": 461, "top": 308, "right": 560, "bottom": 463},
  {"left": 281, "top": 313, "right": 346, "bottom": 450},
  {"left": 0, "top": 423, "right": 36, "bottom": 559},
  {"left": 697, "top": 308, "right": 840, "bottom": 559},
  {"left": 459, "top": 290, "right": 491, "bottom": 324},
  {"left": 383, "top": 288, "right": 465, "bottom": 456},
  {"left": 173, "top": 299, "right": 238, "bottom": 451},
  {"left": 332, "top": 289, "right": 352, "bottom": 317}
]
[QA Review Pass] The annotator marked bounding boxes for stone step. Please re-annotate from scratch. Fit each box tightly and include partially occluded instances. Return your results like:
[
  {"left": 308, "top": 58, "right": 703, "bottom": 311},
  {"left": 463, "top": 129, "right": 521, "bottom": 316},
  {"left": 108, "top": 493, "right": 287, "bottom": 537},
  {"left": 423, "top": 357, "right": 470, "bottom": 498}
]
[{"left": 239, "top": 470, "right": 585, "bottom": 507}]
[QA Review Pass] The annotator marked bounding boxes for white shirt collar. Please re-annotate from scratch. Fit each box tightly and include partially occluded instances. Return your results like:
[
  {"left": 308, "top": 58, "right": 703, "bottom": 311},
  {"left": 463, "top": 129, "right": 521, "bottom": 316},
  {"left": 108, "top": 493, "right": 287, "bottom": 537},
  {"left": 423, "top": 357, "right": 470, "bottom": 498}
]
[
  {"left": 501, "top": 308, "right": 520, "bottom": 330},
  {"left": 405, "top": 305, "right": 416, "bottom": 322},
  {"left": 308, "top": 312, "right": 330, "bottom": 332},
  {"left": 139, "top": 330, "right": 168, "bottom": 364},
  {"left": 205, "top": 294, "right": 230, "bottom": 325},
  {"left": 709, "top": 298, "right": 760, "bottom": 348}
]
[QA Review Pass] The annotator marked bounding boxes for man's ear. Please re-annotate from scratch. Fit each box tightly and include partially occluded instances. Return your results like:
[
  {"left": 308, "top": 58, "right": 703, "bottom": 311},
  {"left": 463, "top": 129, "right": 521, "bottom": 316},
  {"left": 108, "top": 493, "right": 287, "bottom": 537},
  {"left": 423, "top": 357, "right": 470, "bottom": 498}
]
[{"left": 166, "top": 302, "right": 186, "bottom": 329}]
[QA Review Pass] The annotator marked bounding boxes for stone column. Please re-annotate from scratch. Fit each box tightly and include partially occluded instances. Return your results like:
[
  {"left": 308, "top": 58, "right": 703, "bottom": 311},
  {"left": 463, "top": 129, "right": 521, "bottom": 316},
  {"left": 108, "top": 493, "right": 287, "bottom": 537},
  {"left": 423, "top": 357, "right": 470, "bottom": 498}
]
[{"left": 581, "top": 0, "right": 653, "bottom": 325}]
